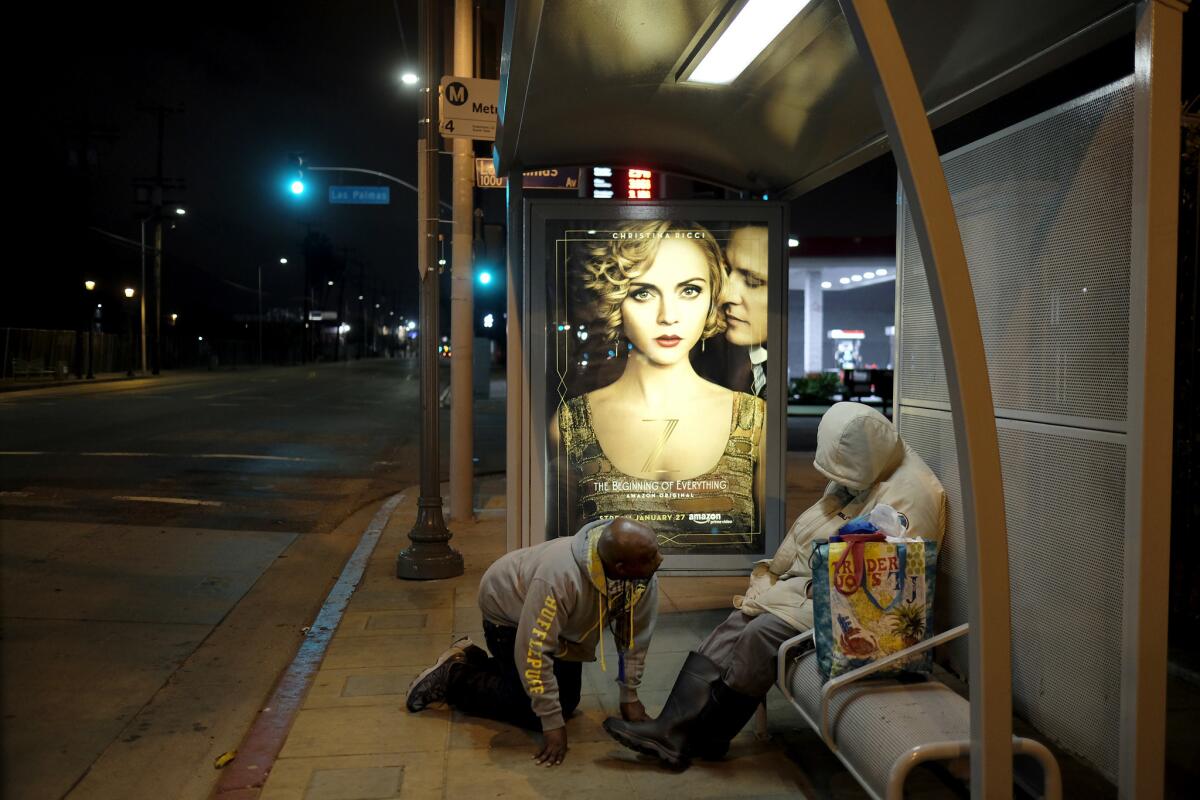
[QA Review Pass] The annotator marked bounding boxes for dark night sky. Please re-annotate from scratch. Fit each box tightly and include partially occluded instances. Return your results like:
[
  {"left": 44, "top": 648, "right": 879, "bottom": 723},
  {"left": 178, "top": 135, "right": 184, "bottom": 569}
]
[
  {"left": 9, "top": 2, "right": 1196, "bottom": 341},
  {"left": 15, "top": 0, "right": 427, "bottom": 335}
]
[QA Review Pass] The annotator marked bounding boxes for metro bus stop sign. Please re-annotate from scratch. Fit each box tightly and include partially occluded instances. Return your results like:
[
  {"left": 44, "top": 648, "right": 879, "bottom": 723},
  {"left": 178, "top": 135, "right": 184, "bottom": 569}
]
[{"left": 438, "top": 75, "right": 499, "bottom": 141}]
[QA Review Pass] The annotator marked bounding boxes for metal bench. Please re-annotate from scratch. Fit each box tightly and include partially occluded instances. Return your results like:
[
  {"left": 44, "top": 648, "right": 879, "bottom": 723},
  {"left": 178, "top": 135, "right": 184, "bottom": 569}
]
[
  {"left": 10, "top": 359, "right": 56, "bottom": 379},
  {"left": 773, "top": 625, "right": 1061, "bottom": 800}
]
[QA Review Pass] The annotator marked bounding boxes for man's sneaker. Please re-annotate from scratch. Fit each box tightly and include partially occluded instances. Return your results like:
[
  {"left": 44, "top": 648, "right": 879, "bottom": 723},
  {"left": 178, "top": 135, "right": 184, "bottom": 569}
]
[{"left": 405, "top": 637, "right": 484, "bottom": 712}]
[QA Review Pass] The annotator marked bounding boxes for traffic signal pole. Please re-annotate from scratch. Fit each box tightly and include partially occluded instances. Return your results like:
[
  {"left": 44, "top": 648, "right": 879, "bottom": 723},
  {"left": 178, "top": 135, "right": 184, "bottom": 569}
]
[{"left": 397, "top": 0, "right": 464, "bottom": 580}]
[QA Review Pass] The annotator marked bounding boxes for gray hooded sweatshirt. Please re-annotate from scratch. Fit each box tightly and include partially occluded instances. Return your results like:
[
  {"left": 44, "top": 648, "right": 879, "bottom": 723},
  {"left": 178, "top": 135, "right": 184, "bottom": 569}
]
[{"left": 477, "top": 519, "right": 658, "bottom": 731}]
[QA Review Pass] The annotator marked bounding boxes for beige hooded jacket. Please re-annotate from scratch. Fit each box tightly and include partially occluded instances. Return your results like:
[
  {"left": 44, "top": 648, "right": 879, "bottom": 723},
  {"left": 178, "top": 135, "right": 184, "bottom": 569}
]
[{"left": 736, "top": 402, "right": 946, "bottom": 630}]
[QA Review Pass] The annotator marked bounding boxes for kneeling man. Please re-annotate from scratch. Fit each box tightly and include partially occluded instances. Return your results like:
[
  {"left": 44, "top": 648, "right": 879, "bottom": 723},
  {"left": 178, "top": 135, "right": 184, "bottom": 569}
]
[{"left": 406, "top": 517, "right": 663, "bottom": 767}]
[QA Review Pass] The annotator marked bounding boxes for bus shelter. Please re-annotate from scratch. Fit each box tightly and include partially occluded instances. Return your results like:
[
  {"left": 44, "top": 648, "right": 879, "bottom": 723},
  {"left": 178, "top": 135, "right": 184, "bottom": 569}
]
[{"left": 493, "top": 1, "right": 1184, "bottom": 796}]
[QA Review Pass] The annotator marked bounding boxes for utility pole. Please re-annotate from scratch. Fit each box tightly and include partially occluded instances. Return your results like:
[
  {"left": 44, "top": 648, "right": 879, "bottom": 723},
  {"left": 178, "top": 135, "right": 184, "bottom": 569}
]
[
  {"left": 135, "top": 102, "right": 184, "bottom": 375},
  {"left": 139, "top": 220, "right": 148, "bottom": 373},
  {"left": 448, "top": 0, "right": 475, "bottom": 522},
  {"left": 257, "top": 264, "right": 264, "bottom": 365},
  {"left": 397, "top": 0, "right": 464, "bottom": 580}
]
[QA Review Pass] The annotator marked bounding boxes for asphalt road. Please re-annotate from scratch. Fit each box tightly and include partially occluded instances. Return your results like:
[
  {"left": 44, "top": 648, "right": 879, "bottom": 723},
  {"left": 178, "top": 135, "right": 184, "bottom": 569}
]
[{"left": 0, "top": 358, "right": 504, "bottom": 800}]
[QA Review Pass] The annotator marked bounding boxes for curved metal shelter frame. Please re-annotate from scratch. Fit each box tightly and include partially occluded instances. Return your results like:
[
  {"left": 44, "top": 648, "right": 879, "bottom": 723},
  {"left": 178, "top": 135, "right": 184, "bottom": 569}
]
[{"left": 494, "top": 1, "right": 1185, "bottom": 796}]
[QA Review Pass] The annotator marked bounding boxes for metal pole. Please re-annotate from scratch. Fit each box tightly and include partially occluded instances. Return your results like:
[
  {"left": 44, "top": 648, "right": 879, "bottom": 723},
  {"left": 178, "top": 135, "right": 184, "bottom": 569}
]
[
  {"left": 139, "top": 219, "right": 148, "bottom": 373},
  {"left": 840, "top": 1, "right": 1012, "bottom": 795},
  {"left": 86, "top": 306, "right": 95, "bottom": 380},
  {"left": 258, "top": 264, "right": 264, "bottom": 365},
  {"left": 448, "top": 0, "right": 475, "bottom": 521},
  {"left": 398, "top": 0, "right": 463, "bottom": 580},
  {"left": 1120, "top": 2, "right": 1185, "bottom": 795},
  {"left": 126, "top": 300, "right": 135, "bottom": 378},
  {"left": 153, "top": 220, "right": 163, "bottom": 374}
]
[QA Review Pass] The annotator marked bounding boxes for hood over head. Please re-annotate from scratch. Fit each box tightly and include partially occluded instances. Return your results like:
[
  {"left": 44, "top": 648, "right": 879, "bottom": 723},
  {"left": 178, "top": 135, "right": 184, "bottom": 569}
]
[{"left": 814, "top": 402, "right": 902, "bottom": 492}]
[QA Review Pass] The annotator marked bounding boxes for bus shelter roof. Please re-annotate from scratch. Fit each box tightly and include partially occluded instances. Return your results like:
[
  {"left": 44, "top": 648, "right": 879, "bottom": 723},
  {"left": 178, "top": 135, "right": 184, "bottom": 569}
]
[{"left": 495, "top": 0, "right": 1132, "bottom": 196}]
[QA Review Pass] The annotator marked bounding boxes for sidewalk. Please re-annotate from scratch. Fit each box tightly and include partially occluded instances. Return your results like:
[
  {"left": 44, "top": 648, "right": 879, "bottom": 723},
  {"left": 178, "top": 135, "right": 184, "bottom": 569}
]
[{"left": 241, "top": 478, "right": 846, "bottom": 800}]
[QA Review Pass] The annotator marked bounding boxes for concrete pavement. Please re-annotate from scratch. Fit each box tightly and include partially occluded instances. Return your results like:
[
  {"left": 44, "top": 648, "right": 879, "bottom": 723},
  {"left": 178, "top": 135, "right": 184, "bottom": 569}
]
[{"left": 236, "top": 469, "right": 979, "bottom": 800}]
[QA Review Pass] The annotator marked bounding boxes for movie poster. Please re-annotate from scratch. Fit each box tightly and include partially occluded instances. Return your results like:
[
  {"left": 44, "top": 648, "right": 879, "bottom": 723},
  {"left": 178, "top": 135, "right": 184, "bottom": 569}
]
[{"left": 542, "top": 216, "right": 776, "bottom": 556}]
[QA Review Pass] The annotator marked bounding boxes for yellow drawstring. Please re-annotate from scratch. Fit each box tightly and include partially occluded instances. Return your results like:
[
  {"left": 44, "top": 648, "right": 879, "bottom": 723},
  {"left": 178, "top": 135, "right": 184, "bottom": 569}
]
[
  {"left": 598, "top": 587, "right": 606, "bottom": 672},
  {"left": 630, "top": 598, "right": 635, "bottom": 650}
]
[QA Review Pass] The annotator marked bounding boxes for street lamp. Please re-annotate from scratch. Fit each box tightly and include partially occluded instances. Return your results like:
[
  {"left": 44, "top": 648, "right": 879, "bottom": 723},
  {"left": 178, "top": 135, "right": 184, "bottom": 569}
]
[
  {"left": 84, "top": 280, "right": 97, "bottom": 379},
  {"left": 257, "top": 258, "right": 291, "bottom": 366},
  {"left": 123, "top": 287, "right": 137, "bottom": 377}
]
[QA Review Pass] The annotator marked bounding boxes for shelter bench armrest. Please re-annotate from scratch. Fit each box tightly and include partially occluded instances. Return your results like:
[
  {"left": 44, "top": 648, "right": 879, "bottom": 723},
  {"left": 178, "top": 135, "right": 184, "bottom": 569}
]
[{"left": 776, "top": 630, "right": 814, "bottom": 704}]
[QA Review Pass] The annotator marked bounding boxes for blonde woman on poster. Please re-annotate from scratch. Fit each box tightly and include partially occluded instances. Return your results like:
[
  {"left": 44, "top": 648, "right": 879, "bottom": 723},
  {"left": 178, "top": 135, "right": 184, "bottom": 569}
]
[{"left": 549, "top": 220, "right": 765, "bottom": 551}]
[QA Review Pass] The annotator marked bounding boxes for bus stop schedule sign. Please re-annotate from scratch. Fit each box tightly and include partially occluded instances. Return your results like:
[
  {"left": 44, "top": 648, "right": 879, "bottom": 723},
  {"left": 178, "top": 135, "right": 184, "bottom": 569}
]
[{"left": 439, "top": 76, "right": 499, "bottom": 140}]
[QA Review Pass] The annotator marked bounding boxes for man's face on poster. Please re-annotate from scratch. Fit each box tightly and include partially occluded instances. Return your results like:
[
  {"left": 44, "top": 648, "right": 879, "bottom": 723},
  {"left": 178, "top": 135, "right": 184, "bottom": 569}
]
[{"left": 722, "top": 225, "right": 769, "bottom": 347}]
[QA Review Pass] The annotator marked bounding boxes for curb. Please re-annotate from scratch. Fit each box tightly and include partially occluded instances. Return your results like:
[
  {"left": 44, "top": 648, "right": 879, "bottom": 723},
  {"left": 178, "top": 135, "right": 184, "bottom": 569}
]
[
  {"left": 211, "top": 492, "right": 407, "bottom": 800},
  {"left": 0, "top": 374, "right": 144, "bottom": 394}
]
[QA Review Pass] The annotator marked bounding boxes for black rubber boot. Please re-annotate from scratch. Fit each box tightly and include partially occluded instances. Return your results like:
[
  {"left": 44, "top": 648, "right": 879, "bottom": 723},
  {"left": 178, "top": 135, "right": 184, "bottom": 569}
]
[
  {"left": 689, "top": 680, "right": 763, "bottom": 760},
  {"left": 602, "top": 651, "right": 720, "bottom": 767}
]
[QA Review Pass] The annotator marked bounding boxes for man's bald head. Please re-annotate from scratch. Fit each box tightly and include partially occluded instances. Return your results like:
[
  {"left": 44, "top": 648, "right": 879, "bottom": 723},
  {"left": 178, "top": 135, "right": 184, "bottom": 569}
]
[{"left": 597, "top": 518, "right": 663, "bottom": 580}]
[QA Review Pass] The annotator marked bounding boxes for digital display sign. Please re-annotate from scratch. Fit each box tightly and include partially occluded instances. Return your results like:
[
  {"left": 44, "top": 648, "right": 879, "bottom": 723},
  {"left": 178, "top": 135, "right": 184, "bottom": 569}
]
[{"left": 590, "top": 167, "right": 657, "bottom": 200}]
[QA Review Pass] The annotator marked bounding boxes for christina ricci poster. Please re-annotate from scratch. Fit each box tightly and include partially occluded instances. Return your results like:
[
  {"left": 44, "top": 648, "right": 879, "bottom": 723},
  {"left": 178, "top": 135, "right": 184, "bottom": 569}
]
[{"left": 544, "top": 218, "right": 774, "bottom": 555}]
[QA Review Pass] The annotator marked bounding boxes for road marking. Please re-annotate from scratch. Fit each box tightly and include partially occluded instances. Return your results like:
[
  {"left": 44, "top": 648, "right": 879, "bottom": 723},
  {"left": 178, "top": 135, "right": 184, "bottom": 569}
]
[
  {"left": 0, "top": 451, "right": 314, "bottom": 462},
  {"left": 113, "top": 495, "right": 224, "bottom": 506},
  {"left": 196, "top": 453, "right": 307, "bottom": 462},
  {"left": 0, "top": 491, "right": 32, "bottom": 497},
  {"left": 197, "top": 388, "right": 252, "bottom": 400},
  {"left": 209, "top": 403, "right": 241, "bottom": 407}
]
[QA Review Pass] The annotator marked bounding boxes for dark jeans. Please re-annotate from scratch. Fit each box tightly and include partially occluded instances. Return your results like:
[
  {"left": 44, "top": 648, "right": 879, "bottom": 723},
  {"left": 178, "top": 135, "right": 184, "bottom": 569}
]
[{"left": 445, "top": 620, "right": 582, "bottom": 731}]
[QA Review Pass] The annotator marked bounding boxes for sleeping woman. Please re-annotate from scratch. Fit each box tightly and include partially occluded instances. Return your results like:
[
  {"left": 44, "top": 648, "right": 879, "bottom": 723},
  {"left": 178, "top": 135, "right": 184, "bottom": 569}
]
[{"left": 549, "top": 220, "right": 765, "bottom": 552}]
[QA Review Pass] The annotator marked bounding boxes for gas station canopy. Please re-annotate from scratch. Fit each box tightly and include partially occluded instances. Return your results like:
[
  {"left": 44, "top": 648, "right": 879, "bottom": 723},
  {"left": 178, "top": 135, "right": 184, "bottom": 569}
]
[{"left": 495, "top": 0, "right": 1131, "bottom": 195}]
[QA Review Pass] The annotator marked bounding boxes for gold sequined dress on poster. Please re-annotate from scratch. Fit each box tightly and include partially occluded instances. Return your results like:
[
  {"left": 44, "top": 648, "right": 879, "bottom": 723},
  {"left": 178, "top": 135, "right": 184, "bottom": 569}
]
[{"left": 557, "top": 392, "right": 764, "bottom": 553}]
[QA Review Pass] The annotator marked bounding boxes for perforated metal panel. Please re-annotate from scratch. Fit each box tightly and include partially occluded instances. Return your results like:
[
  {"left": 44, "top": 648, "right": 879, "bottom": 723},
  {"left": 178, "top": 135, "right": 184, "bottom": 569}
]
[
  {"left": 895, "top": 77, "right": 1136, "bottom": 784},
  {"left": 900, "top": 409, "right": 1127, "bottom": 778},
  {"left": 899, "top": 79, "right": 1134, "bottom": 427}
]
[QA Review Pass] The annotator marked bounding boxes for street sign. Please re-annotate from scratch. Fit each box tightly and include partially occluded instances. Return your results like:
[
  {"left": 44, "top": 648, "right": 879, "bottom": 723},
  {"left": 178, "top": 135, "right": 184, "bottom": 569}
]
[
  {"left": 329, "top": 185, "right": 390, "bottom": 204},
  {"left": 474, "top": 159, "right": 580, "bottom": 190},
  {"left": 439, "top": 76, "right": 499, "bottom": 141}
]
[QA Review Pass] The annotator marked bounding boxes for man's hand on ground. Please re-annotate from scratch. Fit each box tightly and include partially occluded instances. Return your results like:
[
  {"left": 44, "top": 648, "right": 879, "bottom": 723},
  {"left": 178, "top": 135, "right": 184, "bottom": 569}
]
[
  {"left": 619, "top": 699, "right": 648, "bottom": 722},
  {"left": 533, "top": 727, "right": 568, "bottom": 767}
]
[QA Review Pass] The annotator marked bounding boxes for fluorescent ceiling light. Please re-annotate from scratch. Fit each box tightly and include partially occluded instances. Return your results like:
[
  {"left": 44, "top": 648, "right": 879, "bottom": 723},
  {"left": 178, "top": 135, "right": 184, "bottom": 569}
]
[
  {"left": 851, "top": 274, "right": 862, "bottom": 282},
  {"left": 876, "top": 267, "right": 887, "bottom": 276},
  {"left": 787, "top": 237, "right": 799, "bottom": 247},
  {"left": 863, "top": 271, "right": 875, "bottom": 279},
  {"left": 686, "top": 0, "right": 811, "bottom": 85},
  {"left": 820, "top": 281, "right": 832, "bottom": 289},
  {"left": 839, "top": 277, "right": 850, "bottom": 285}
]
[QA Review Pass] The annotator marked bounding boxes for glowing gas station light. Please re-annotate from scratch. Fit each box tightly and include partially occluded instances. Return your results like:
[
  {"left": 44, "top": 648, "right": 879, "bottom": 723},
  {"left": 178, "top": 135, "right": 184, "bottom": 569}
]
[{"left": 290, "top": 180, "right": 305, "bottom": 195}]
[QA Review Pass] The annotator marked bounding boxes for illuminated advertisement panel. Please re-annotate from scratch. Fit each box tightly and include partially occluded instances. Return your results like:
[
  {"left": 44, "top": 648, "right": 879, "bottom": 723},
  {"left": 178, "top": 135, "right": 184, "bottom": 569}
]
[{"left": 528, "top": 200, "right": 786, "bottom": 570}]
